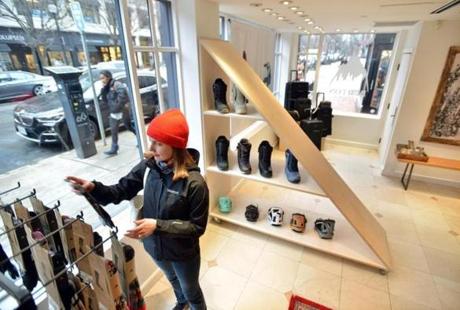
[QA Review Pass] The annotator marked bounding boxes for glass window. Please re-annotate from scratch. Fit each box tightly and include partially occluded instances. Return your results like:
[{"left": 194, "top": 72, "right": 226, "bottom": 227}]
[
  {"left": 10, "top": 72, "right": 32, "bottom": 80},
  {"left": 129, "top": 0, "right": 152, "bottom": 47},
  {"left": 152, "top": 0, "right": 175, "bottom": 47},
  {"left": 0, "top": 73, "right": 11, "bottom": 83}
]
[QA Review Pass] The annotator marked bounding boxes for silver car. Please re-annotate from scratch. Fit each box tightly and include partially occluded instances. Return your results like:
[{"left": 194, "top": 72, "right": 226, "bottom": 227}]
[{"left": 0, "top": 71, "right": 57, "bottom": 103}]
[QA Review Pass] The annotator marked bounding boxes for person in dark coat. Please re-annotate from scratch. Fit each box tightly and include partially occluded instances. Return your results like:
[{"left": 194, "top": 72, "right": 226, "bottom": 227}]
[
  {"left": 66, "top": 109, "right": 208, "bottom": 310},
  {"left": 99, "top": 70, "right": 135, "bottom": 155}
]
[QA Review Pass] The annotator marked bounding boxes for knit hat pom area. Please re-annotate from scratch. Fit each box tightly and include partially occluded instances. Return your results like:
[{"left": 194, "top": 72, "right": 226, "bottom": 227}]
[{"left": 147, "top": 109, "right": 189, "bottom": 149}]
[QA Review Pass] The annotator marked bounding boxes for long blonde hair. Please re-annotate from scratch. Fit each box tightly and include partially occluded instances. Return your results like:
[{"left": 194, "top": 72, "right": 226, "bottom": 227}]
[{"left": 172, "top": 148, "right": 195, "bottom": 181}]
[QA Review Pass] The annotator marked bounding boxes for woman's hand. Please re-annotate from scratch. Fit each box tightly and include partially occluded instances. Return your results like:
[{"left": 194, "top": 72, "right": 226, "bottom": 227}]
[
  {"left": 125, "top": 219, "right": 157, "bottom": 239},
  {"left": 65, "top": 176, "right": 95, "bottom": 195}
]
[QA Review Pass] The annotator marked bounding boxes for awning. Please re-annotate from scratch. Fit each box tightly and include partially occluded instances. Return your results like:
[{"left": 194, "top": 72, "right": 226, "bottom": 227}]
[{"left": 0, "top": 43, "right": 11, "bottom": 52}]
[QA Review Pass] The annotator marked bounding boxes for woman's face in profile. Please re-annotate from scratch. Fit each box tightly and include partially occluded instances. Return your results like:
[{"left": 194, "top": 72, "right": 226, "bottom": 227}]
[{"left": 149, "top": 138, "right": 173, "bottom": 162}]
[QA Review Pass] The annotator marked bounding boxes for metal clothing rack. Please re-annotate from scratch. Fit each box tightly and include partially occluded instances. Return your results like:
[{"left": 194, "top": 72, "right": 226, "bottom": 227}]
[{"left": 0, "top": 183, "right": 119, "bottom": 309}]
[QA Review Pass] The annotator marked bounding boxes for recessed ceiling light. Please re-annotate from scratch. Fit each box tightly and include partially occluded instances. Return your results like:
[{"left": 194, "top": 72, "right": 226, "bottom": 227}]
[
  {"left": 297, "top": 26, "right": 304, "bottom": 30},
  {"left": 271, "top": 12, "right": 278, "bottom": 16},
  {"left": 370, "top": 29, "right": 375, "bottom": 33},
  {"left": 280, "top": 0, "right": 291, "bottom": 5},
  {"left": 336, "top": 28, "right": 341, "bottom": 32},
  {"left": 290, "top": 6, "right": 299, "bottom": 11},
  {"left": 296, "top": 11, "right": 304, "bottom": 15},
  {"left": 307, "top": 20, "right": 314, "bottom": 25},
  {"left": 314, "top": 26, "right": 320, "bottom": 29},
  {"left": 304, "top": 17, "right": 311, "bottom": 22},
  {"left": 277, "top": 16, "right": 285, "bottom": 20},
  {"left": 249, "top": 3, "right": 262, "bottom": 7},
  {"left": 263, "top": 8, "right": 272, "bottom": 13},
  {"left": 353, "top": 29, "right": 358, "bottom": 33},
  {"left": 303, "top": 30, "right": 310, "bottom": 34}
]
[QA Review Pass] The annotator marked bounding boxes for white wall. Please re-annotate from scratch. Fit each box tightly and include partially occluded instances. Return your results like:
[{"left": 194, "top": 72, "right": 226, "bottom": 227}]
[
  {"left": 383, "top": 20, "right": 460, "bottom": 186},
  {"left": 176, "top": 0, "right": 219, "bottom": 169}
]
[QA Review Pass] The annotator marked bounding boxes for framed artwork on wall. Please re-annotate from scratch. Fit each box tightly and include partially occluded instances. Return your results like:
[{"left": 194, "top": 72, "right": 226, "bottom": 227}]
[{"left": 421, "top": 46, "right": 460, "bottom": 146}]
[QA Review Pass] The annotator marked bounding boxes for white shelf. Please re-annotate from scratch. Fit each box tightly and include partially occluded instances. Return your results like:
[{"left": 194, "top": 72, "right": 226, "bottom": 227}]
[
  {"left": 203, "top": 104, "right": 263, "bottom": 120},
  {"left": 206, "top": 149, "right": 326, "bottom": 197},
  {"left": 210, "top": 180, "right": 386, "bottom": 271}
]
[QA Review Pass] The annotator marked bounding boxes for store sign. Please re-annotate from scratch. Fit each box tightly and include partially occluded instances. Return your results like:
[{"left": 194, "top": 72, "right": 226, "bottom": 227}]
[
  {"left": 0, "top": 33, "right": 25, "bottom": 43},
  {"left": 70, "top": 2, "right": 85, "bottom": 32}
]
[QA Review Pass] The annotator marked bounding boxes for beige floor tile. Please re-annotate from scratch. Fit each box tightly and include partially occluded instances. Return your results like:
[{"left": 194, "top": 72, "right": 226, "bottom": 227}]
[
  {"left": 341, "top": 260, "right": 388, "bottom": 292},
  {"left": 294, "top": 263, "right": 341, "bottom": 309},
  {"left": 377, "top": 187, "right": 407, "bottom": 205},
  {"left": 378, "top": 217, "right": 420, "bottom": 244},
  {"left": 200, "top": 230, "right": 229, "bottom": 261},
  {"left": 201, "top": 266, "right": 247, "bottom": 310},
  {"left": 389, "top": 294, "right": 437, "bottom": 310},
  {"left": 234, "top": 281, "right": 289, "bottom": 310},
  {"left": 377, "top": 201, "right": 412, "bottom": 222},
  {"left": 443, "top": 214, "right": 460, "bottom": 235},
  {"left": 416, "top": 225, "right": 460, "bottom": 256},
  {"left": 300, "top": 248, "right": 343, "bottom": 276},
  {"left": 250, "top": 250, "right": 299, "bottom": 292},
  {"left": 433, "top": 276, "right": 460, "bottom": 294},
  {"left": 423, "top": 247, "right": 460, "bottom": 284},
  {"left": 412, "top": 209, "right": 450, "bottom": 230},
  {"left": 264, "top": 237, "right": 303, "bottom": 261},
  {"left": 339, "top": 278, "right": 391, "bottom": 310},
  {"left": 231, "top": 226, "right": 268, "bottom": 248},
  {"left": 388, "top": 238, "right": 430, "bottom": 273},
  {"left": 216, "top": 238, "right": 263, "bottom": 278},
  {"left": 200, "top": 258, "right": 209, "bottom": 280},
  {"left": 437, "top": 196, "right": 460, "bottom": 217},
  {"left": 435, "top": 278, "right": 460, "bottom": 310},
  {"left": 405, "top": 191, "right": 440, "bottom": 212},
  {"left": 388, "top": 266, "right": 442, "bottom": 309},
  {"left": 145, "top": 278, "right": 176, "bottom": 310}
]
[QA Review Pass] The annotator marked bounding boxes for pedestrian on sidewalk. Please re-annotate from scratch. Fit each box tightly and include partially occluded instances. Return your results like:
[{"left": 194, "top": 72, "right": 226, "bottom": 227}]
[
  {"left": 67, "top": 109, "right": 208, "bottom": 310},
  {"left": 99, "top": 70, "right": 135, "bottom": 155}
]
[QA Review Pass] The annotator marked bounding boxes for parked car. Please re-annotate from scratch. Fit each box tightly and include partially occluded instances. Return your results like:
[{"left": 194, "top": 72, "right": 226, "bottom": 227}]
[
  {"left": 0, "top": 71, "right": 57, "bottom": 103},
  {"left": 13, "top": 71, "right": 166, "bottom": 146}
]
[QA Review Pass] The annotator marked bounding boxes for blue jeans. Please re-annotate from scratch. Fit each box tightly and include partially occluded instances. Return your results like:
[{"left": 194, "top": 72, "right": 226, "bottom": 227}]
[{"left": 153, "top": 255, "right": 206, "bottom": 310}]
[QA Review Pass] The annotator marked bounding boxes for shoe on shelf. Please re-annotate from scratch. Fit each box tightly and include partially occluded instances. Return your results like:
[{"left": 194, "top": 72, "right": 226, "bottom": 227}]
[
  {"left": 314, "top": 218, "right": 335, "bottom": 239},
  {"left": 258, "top": 140, "right": 273, "bottom": 178},
  {"left": 232, "top": 84, "right": 248, "bottom": 114},
  {"left": 213, "top": 78, "right": 230, "bottom": 114},
  {"left": 237, "top": 138, "right": 252, "bottom": 174},
  {"left": 215, "top": 136, "right": 230, "bottom": 171},
  {"left": 285, "top": 149, "right": 300, "bottom": 183},
  {"left": 104, "top": 144, "right": 119, "bottom": 156}
]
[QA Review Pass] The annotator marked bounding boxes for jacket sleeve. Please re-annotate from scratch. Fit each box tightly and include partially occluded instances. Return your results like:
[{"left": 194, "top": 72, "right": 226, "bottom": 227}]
[
  {"left": 90, "top": 161, "right": 146, "bottom": 206},
  {"left": 155, "top": 179, "right": 209, "bottom": 238},
  {"left": 114, "top": 81, "right": 129, "bottom": 107}
]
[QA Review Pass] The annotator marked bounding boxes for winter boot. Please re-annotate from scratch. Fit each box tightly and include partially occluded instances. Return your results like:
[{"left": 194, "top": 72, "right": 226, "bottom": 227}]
[
  {"left": 213, "top": 78, "right": 230, "bottom": 113},
  {"left": 258, "top": 140, "right": 273, "bottom": 178},
  {"left": 287, "top": 109, "right": 301, "bottom": 122},
  {"left": 232, "top": 84, "right": 248, "bottom": 114},
  {"left": 104, "top": 144, "right": 119, "bottom": 156},
  {"left": 237, "top": 139, "right": 252, "bottom": 174},
  {"left": 215, "top": 136, "right": 230, "bottom": 171},
  {"left": 285, "top": 149, "right": 300, "bottom": 183}
]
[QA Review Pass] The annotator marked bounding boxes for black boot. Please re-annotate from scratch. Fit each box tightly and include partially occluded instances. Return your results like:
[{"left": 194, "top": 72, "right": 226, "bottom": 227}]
[
  {"left": 104, "top": 144, "right": 119, "bottom": 156},
  {"left": 258, "top": 140, "right": 273, "bottom": 178},
  {"left": 213, "top": 78, "right": 230, "bottom": 113},
  {"left": 215, "top": 136, "right": 229, "bottom": 171},
  {"left": 285, "top": 149, "right": 300, "bottom": 183},
  {"left": 287, "top": 109, "right": 301, "bottom": 122},
  {"left": 237, "top": 138, "right": 252, "bottom": 174}
]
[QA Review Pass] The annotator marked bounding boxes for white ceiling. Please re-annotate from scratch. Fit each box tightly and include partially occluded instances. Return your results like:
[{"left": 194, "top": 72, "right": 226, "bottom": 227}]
[{"left": 213, "top": 0, "right": 460, "bottom": 33}]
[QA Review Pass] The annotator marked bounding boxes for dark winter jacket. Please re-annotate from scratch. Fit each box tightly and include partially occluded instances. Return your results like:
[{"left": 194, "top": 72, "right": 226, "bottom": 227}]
[
  {"left": 102, "top": 79, "right": 130, "bottom": 114},
  {"left": 91, "top": 159, "right": 209, "bottom": 261}
]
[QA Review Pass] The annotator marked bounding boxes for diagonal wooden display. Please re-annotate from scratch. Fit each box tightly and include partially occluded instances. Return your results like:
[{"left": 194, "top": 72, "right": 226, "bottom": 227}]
[{"left": 200, "top": 38, "right": 392, "bottom": 270}]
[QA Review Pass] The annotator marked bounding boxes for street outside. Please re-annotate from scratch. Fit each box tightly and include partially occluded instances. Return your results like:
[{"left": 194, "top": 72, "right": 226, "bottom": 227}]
[{"left": 0, "top": 102, "right": 64, "bottom": 174}]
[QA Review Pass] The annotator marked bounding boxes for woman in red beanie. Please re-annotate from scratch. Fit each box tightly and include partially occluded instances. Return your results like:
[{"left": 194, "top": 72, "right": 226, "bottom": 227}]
[{"left": 66, "top": 109, "right": 209, "bottom": 310}]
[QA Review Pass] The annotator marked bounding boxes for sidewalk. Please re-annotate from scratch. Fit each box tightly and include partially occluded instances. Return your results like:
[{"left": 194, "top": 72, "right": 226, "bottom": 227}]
[{"left": 0, "top": 131, "right": 140, "bottom": 228}]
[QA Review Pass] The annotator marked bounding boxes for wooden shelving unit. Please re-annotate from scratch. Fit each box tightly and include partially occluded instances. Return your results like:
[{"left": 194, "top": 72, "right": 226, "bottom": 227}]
[{"left": 199, "top": 38, "right": 392, "bottom": 272}]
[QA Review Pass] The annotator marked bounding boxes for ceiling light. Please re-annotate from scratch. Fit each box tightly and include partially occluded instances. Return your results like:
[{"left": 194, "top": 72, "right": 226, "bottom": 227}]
[
  {"left": 263, "top": 8, "right": 272, "bottom": 13},
  {"left": 336, "top": 28, "right": 341, "bottom": 32},
  {"left": 271, "top": 12, "right": 278, "bottom": 16},
  {"left": 304, "top": 17, "right": 311, "bottom": 22},
  {"left": 290, "top": 6, "right": 299, "bottom": 11},
  {"left": 353, "top": 29, "right": 358, "bottom": 33},
  {"left": 280, "top": 0, "right": 291, "bottom": 5},
  {"left": 296, "top": 11, "right": 304, "bottom": 15},
  {"left": 370, "top": 29, "right": 375, "bottom": 33},
  {"left": 297, "top": 26, "right": 304, "bottom": 30},
  {"left": 303, "top": 30, "right": 310, "bottom": 34},
  {"left": 277, "top": 16, "right": 285, "bottom": 20},
  {"left": 307, "top": 20, "right": 314, "bottom": 25},
  {"left": 314, "top": 26, "right": 320, "bottom": 29}
]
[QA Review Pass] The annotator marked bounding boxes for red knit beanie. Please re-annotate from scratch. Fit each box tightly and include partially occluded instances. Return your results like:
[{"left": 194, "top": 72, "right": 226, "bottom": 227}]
[{"left": 147, "top": 109, "right": 189, "bottom": 149}]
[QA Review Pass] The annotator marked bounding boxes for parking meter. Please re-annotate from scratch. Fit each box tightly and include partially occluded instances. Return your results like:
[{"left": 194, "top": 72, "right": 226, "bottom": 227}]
[{"left": 44, "top": 66, "right": 97, "bottom": 158}]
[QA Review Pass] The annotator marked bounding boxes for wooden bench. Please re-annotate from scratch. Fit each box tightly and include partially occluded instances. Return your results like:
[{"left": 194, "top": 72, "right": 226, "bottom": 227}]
[{"left": 397, "top": 156, "right": 460, "bottom": 190}]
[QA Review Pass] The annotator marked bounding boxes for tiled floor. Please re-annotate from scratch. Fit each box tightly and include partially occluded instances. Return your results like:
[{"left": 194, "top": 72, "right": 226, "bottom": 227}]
[{"left": 145, "top": 143, "right": 460, "bottom": 310}]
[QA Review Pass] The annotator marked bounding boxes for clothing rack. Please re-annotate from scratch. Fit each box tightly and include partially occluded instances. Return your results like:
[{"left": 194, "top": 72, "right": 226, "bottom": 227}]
[
  {"left": 0, "top": 201, "right": 61, "bottom": 238},
  {"left": 0, "top": 189, "right": 37, "bottom": 209},
  {"left": 0, "top": 182, "right": 21, "bottom": 197}
]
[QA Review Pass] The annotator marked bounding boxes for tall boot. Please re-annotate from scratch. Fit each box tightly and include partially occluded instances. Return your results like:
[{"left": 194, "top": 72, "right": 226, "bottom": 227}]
[
  {"left": 215, "top": 136, "right": 230, "bottom": 171},
  {"left": 285, "top": 149, "right": 300, "bottom": 183},
  {"left": 213, "top": 78, "right": 230, "bottom": 114},
  {"left": 258, "top": 140, "right": 273, "bottom": 178},
  {"left": 237, "top": 139, "right": 252, "bottom": 174}
]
